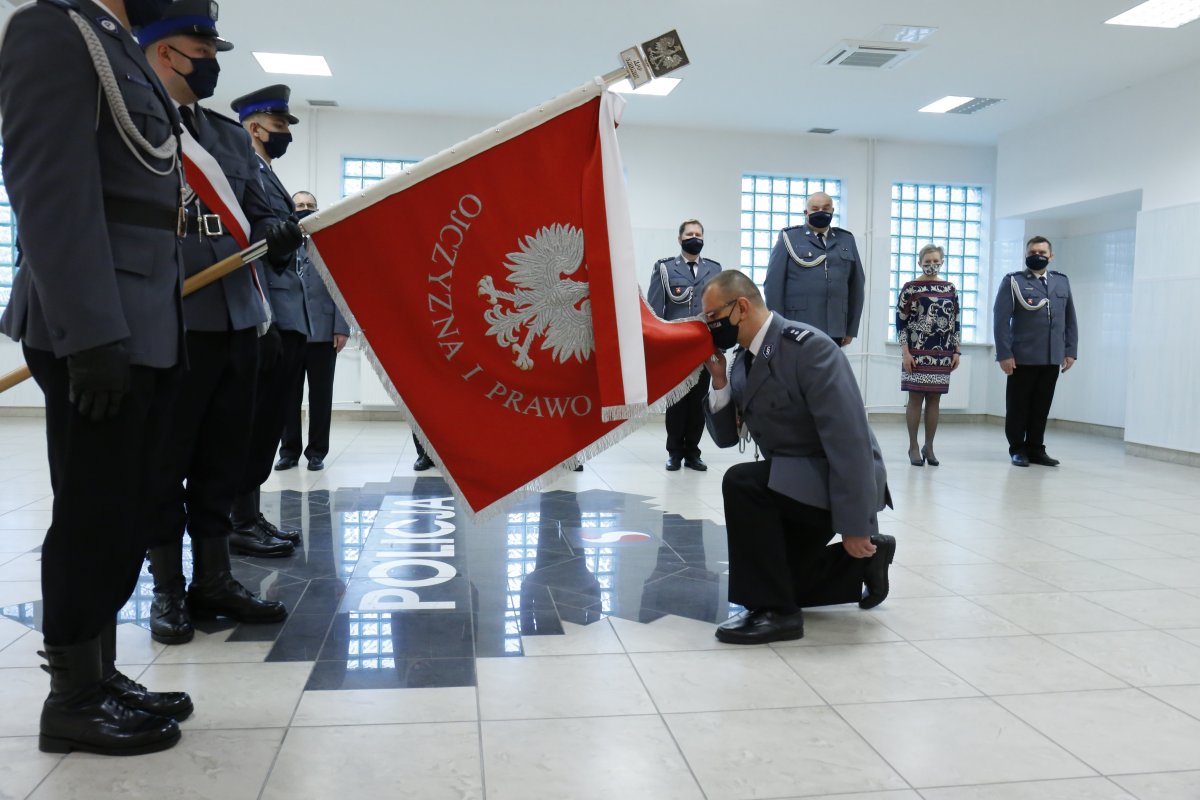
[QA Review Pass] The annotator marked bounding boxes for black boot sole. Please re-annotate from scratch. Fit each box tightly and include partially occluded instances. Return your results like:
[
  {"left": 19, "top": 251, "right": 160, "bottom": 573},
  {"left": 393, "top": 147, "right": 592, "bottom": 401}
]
[
  {"left": 228, "top": 546, "right": 294, "bottom": 558},
  {"left": 39, "top": 728, "right": 181, "bottom": 756},
  {"left": 149, "top": 627, "right": 195, "bottom": 646}
]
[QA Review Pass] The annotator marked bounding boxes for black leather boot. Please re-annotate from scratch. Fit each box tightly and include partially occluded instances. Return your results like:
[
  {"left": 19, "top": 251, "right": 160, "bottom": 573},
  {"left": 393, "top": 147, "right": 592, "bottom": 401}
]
[
  {"left": 187, "top": 536, "right": 288, "bottom": 624},
  {"left": 39, "top": 637, "right": 180, "bottom": 756},
  {"left": 147, "top": 544, "right": 194, "bottom": 645},
  {"left": 99, "top": 619, "right": 193, "bottom": 721},
  {"left": 230, "top": 490, "right": 298, "bottom": 555},
  {"left": 252, "top": 488, "right": 301, "bottom": 544}
]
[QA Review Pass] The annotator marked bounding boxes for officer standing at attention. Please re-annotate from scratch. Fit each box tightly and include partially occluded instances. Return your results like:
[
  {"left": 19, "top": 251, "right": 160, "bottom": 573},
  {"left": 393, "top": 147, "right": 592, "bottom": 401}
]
[
  {"left": 228, "top": 85, "right": 309, "bottom": 552},
  {"left": 993, "top": 235, "right": 1078, "bottom": 467},
  {"left": 0, "top": 0, "right": 192, "bottom": 754},
  {"left": 278, "top": 191, "right": 352, "bottom": 472},
  {"left": 763, "top": 192, "right": 865, "bottom": 346},
  {"left": 646, "top": 218, "right": 722, "bottom": 471},
  {"left": 701, "top": 271, "right": 895, "bottom": 645},
  {"left": 139, "top": 0, "right": 304, "bottom": 645}
]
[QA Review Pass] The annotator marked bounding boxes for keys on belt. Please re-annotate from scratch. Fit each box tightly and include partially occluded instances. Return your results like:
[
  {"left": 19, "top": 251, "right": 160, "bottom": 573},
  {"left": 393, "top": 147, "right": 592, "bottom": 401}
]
[{"left": 185, "top": 214, "right": 226, "bottom": 238}]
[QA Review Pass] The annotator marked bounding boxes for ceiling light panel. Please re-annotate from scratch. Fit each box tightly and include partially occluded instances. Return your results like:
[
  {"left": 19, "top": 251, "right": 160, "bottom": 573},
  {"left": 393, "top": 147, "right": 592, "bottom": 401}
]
[
  {"left": 253, "top": 53, "right": 333, "bottom": 76},
  {"left": 918, "top": 95, "right": 973, "bottom": 113},
  {"left": 1105, "top": 0, "right": 1200, "bottom": 28},
  {"left": 872, "top": 24, "right": 938, "bottom": 43}
]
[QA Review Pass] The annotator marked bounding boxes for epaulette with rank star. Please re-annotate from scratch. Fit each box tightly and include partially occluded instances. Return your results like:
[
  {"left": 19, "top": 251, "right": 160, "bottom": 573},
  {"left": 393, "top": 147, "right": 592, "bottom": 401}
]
[{"left": 781, "top": 326, "right": 814, "bottom": 344}]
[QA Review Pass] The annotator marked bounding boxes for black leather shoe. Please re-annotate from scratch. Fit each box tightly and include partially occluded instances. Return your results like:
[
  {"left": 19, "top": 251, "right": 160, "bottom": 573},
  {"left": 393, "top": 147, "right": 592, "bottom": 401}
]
[
  {"left": 715, "top": 609, "right": 804, "bottom": 644},
  {"left": 665, "top": 456, "right": 682, "bottom": 471},
  {"left": 573, "top": 464, "right": 584, "bottom": 472},
  {"left": 1011, "top": 452, "right": 1030, "bottom": 467},
  {"left": 254, "top": 513, "right": 301, "bottom": 545},
  {"left": 860, "top": 534, "right": 897, "bottom": 610},
  {"left": 413, "top": 453, "right": 434, "bottom": 471},
  {"left": 229, "top": 525, "right": 295, "bottom": 558},
  {"left": 39, "top": 639, "right": 180, "bottom": 756},
  {"left": 1028, "top": 452, "right": 1060, "bottom": 467},
  {"left": 102, "top": 672, "right": 193, "bottom": 722},
  {"left": 274, "top": 456, "right": 298, "bottom": 471},
  {"left": 307, "top": 457, "right": 324, "bottom": 471},
  {"left": 187, "top": 573, "right": 288, "bottom": 624},
  {"left": 684, "top": 456, "right": 707, "bottom": 472},
  {"left": 149, "top": 583, "right": 193, "bottom": 645}
]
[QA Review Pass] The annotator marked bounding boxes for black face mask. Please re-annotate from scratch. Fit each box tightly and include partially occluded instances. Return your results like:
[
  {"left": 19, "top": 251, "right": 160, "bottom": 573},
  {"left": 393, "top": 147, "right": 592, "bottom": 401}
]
[
  {"left": 169, "top": 46, "right": 220, "bottom": 100},
  {"left": 295, "top": 209, "right": 315, "bottom": 220},
  {"left": 261, "top": 131, "right": 292, "bottom": 160},
  {"left": 126, "top": 0, "right": 171, "bottom": 27},
  {"left": 681, "top": 237, "right": 704, "bottom": 256},
  {"left": 707, "top": 307, "right": 740, "bottom": 350},
  {"left": 807, "top": 211, "right": 833, "bottom": 229},
  {"left": 1025, "top": 254, "right": 1050, "bottom": 272}
]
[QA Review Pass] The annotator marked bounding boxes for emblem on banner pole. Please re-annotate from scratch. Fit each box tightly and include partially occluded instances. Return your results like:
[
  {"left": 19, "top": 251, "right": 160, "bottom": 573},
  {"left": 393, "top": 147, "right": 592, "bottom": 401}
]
[
  {"left": 478, "top": 224, "right": 595, "bottom": 371},
  {"left": 641, "top": 30, "right": 690, "bottom": 77}
]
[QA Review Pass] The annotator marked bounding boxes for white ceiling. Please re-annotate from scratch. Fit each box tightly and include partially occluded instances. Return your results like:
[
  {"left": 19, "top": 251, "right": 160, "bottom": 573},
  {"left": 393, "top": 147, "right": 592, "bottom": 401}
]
[{"left": 11, "top": 0, "right": 1200, "bottom": 145}]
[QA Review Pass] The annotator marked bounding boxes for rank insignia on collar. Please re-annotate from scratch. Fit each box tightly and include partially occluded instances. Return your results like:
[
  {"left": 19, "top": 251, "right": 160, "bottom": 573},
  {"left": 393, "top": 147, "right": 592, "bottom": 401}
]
[{"left": 762, "top": 343, "right": 774, "bottom": 359}]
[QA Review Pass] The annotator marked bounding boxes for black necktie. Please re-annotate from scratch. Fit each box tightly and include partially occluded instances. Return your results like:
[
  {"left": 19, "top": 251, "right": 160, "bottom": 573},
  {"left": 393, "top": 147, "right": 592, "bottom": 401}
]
[
  {"left": 743, "top": 350, "right": 754, "bottom": 377},
  {"left": 817, "top": 232, "right": 826, "bottom": 248},
  {"left": 1039, "top": 275, "right": 1048, "bottom": 291},
  {"left": 179, "top": 105, "right": 198, "bottom": 138}
]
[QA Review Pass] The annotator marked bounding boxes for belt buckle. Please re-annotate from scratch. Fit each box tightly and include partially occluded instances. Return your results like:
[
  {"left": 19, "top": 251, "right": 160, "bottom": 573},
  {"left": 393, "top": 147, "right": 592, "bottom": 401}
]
[{"left": 201, "top": 214, "right": 224, "bottom": 237}]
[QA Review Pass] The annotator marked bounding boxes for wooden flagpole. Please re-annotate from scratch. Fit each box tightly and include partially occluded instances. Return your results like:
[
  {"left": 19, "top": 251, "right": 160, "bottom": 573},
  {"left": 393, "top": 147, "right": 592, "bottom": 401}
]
[{"left": 0, "top": 238, "right": 270, "bottom": 394}]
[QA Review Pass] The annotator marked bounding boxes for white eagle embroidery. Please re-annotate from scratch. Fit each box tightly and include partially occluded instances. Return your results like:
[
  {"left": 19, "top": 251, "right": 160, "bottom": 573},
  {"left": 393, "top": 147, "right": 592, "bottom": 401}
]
[{"left": 477, "top": 224, "right": 594, "bottom": 371}]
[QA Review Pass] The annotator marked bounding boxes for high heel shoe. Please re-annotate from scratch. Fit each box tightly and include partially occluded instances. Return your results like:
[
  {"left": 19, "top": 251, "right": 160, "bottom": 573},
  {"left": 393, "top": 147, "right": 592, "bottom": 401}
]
[
  {"left": 921, "top": 445, "right": 939, "bottom": 466},
  {"left": 908, "top": 448, "right": 925, "bottom": 466}
]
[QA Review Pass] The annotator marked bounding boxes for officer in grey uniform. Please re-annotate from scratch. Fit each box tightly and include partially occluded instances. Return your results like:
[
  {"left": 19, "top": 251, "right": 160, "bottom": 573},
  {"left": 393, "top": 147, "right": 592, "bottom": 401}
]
[
  {"left": 646, "top": 218, "right": 721, "bottom": 471},
  {"left": 762, "top": 192, "right": 865, "bottom": 346},
  {"left": 0, "top": 0, "right": 192, "bottom": 755},
  {"left": 228, "top": 84, "right": 309, "bottom": 554},
  {"left": 993, "top": 235, "right": 1078, "bottom": 467},
  {"left": 700, "top": 271, "right": 895, "bottom": 645},
  {"left": 139, "top": 0, "right": 303, "bottom": 645},
  {"left": 279, "top": 191, "right": 352, "bottom": 471}
]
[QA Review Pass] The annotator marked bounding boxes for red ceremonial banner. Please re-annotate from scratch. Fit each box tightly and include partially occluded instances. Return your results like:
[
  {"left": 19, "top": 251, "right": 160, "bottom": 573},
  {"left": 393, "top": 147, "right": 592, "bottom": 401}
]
[{"left": 305, "top": 83, "right": 712, "bottom": 516}]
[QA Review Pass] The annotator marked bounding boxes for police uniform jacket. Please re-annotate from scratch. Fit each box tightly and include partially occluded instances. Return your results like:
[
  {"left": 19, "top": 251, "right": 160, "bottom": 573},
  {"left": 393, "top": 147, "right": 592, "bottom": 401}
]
[
  {"left": 762, "top": 225, "right": 865, "bottom": 339},
  {"left": 256, "top": 156, "right": 311, "bottom": 338},
  {"left": 179, "top": 107, "right": 277, "bottom": 332},
  {"left": 646, "top": 254, "right": 721, "bottom": 320},
  {"left": 705, "top": 313, "right": 889, "bottom": 537},
  {"left": 0, "top": 0, "right": 184, "bottom": 368},
  {"left": 299, "top": 240, "right": 349, "bottom": 342},
  {"left": 992, "top": 269, "right": 1078, "bottom": 365}
]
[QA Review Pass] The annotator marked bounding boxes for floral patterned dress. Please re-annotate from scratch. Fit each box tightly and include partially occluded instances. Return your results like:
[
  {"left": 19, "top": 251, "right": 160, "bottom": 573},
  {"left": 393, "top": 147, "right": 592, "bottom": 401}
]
[{"left": 896, "top": 280, "right": 960, "bottom": 393}]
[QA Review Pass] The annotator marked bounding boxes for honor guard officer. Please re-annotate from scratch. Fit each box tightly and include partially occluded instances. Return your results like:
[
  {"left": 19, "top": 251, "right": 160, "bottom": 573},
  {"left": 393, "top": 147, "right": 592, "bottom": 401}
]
[
  {"left": 279, "top": 191, "right": 352, "bottom": 473},
  {"left": 228, "top": 85, "right": 310, "bottom": 554},
  {"left": 139, "top": 0, "right": 304, "bottom": 645},
  {"left": 0, "top": 0, "right": 193, "bottom": 754},
  {"left": 700, "top": 271, "right": 895, "bottom": 645},
  {"left": 762, "top": 192, "right": 865, "bottom": 346},
  {"left": 646, "top": 218, "right": 722, "bottom": 471},
  {"left": 993, "top": 235, "right": 1078, "bottom": 467}
]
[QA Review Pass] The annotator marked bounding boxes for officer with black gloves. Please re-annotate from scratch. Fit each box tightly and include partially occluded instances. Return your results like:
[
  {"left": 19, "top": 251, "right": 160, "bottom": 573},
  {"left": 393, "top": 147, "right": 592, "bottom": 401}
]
[
  {"left": 138, "top": 0, "right": 300, "bottom": 646},
  {"left": 228, "top": 84, "right": 311, "bottom": 557}
]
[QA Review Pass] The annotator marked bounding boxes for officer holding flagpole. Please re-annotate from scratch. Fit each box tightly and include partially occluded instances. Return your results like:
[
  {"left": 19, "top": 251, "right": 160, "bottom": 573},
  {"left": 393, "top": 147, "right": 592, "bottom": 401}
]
[{"left": 139, "top": 0, "right": 303, "bottom": 646}]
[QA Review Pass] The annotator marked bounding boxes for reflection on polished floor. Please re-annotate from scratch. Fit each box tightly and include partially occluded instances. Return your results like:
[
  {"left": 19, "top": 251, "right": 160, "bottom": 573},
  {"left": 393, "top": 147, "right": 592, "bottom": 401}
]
[{"left": 2, "top": 417, "right": 1200, "bottom": 799}]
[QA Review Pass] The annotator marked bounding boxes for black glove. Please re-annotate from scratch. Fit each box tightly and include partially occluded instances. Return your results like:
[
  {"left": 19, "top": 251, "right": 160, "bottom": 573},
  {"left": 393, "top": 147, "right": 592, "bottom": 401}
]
[
  {"left": 265, "top": 220, "right": 304, "bottom": 273},
  {"left": 66, "top": 342, "right": 130, "bottom": 422},
  {"left": 258, "top": 323, "right": 283, "bottom": 372}
]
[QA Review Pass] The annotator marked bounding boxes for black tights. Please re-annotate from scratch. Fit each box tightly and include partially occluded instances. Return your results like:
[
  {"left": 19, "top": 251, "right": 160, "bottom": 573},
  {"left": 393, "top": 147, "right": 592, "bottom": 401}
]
[{"left": 905, "top": 392, "right": 941, "bottom": 454}]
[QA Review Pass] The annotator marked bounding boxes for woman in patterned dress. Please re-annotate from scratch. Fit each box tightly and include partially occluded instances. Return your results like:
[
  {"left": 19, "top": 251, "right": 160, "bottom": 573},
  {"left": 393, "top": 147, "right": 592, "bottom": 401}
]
[{"left": 897, "top": 244, "right": 961, "bottom": 466}]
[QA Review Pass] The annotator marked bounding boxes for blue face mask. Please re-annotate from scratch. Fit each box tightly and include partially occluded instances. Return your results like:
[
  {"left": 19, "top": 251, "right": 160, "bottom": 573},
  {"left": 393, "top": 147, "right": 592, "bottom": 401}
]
[
  {"left": 169, "top": 46, "right": 220, "bottom": 100},
  {"left": 1025, "top": 254, "right": 1050, "bottom": 272}
]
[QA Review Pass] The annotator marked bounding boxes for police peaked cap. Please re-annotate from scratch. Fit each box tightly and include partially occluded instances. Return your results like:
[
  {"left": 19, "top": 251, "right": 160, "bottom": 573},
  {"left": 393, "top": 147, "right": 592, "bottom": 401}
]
[
  {"left": 136, "top": 0, "right": 233, "bottom": 51},
  {"left": 231, "top": 85, "right": 300, "bottom": 125}
]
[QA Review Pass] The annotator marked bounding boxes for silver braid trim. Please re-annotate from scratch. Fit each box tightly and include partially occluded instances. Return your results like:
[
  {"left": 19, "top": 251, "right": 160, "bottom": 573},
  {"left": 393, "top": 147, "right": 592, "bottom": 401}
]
[
  {"left": 781, "top": 231, "right": 827, "bottom": 268},
  {"left": 1010, "top": 276, "right": 1049, "bottom": 311},
  {"left": 67, "top": 10, "right": 178, "bottom": 176}
]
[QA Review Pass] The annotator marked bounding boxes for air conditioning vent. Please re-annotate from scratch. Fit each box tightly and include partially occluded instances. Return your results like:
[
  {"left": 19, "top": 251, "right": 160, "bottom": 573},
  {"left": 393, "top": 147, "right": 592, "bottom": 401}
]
[
  {"left": 307, "top": 99, "right": 339, "bottom": 107},
  {"left": 807, "top": 127, "right": 838, "bottom": 135},
  {"left": 946, "top": 97, "right": 1003, "bottom": 115},
  {"left": 818, "top": 40, "right": 923, "bottom": 70}
]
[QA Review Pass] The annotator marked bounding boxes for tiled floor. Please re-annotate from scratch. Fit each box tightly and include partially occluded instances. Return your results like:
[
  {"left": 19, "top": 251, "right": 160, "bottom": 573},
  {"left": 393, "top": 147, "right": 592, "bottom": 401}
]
[{"left": 1, "top": 416, "right": 1200, "bottom": 799}]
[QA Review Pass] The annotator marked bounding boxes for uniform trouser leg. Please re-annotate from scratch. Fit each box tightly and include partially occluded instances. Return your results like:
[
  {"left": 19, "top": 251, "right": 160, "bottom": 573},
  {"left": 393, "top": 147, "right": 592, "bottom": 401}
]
[
  {"left": 413, "top": 434, "right": 427, "bottom": 459},
  {"left": 1005, "top": 367, "right": 1036, "bottom": 455},
  {"left": 237, "top": 330, "right": 306, "bottom": 494},
  {"left": 665, "top": 372, "right": 709, "bottom": 458},
  {"left": 301, "top": 342, "right": 336, "bottom": 461},
  {"left": 1024, "top": 365, "right": 1060, "bottom": 455},
  {"left": 278, "top": 356, "right": 306, "bottom": 462},
  {"left": 24, "top": 346, "right": 177, "bottom": 646},
  {"left": 722, "top": 461, "right": 866, "bottom": 612}
]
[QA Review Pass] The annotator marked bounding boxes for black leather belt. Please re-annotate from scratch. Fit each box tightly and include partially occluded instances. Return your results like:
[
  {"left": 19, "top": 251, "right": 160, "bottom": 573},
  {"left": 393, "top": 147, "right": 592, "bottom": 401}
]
[{"left": 103, "top": 197, "right": 179, "bottom": 231}]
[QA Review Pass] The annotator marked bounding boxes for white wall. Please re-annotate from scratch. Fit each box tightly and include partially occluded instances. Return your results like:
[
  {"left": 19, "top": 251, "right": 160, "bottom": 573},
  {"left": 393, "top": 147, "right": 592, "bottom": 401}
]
[{"left": 995, "top": 58, "right": 1200, "bottom": 454}]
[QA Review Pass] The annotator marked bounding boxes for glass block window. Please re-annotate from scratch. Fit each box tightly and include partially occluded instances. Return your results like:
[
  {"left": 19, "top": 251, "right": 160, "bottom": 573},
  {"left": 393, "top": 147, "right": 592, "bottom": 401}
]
[
  {"left": 889, "top": 183, "right": 986, "bottom": 343},
  {"left": 342, "top": 157, "right": 418, "bottom": 197},
  {"left": 0, "top": 146, "right": 17, "bottom": 315},
  {"left": 343, "top": 611, "right": 396, "bottom": 671},
  {"left": 740, "top": 175, "right": 842, "bottom": 287}
]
